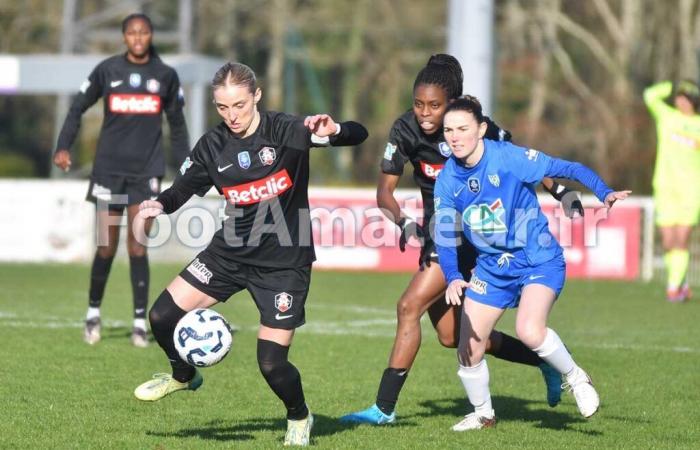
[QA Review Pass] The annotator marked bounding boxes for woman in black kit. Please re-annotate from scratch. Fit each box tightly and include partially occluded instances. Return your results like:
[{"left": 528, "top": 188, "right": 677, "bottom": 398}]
[
  {"left": 53, "top": 13, "right": 190, "bottom": 348},
  {"left": 132, "top": 62, "right": 367, "bottom": 446}
]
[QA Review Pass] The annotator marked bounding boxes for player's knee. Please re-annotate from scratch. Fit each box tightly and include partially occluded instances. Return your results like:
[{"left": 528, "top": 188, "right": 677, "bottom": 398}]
[
  {"left": 126, "top": 239, "right": 147, "bottom": 257},
  {"left": 436, "top": 331, "right": 457, "bottom": 348},
  {"left": 96, "top": 244, "right": 117, "bottom": 259},
  {"left": 257, "top": 338, "right": 290, "bottom": 380},
  {"left": 149, "top": 290, "right": 176, "bottom": 329},
  {"left": 396, "top": 296, "right": 422, "bottom": 321},
  {"left": 515, "top": 323, "right": 545, "bottom": 349}
]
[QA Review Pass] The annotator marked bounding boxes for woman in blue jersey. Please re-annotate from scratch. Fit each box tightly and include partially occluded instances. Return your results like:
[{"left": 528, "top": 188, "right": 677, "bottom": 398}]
[{"left": 434, "top": 96, "right": 630, "bottom": 430}]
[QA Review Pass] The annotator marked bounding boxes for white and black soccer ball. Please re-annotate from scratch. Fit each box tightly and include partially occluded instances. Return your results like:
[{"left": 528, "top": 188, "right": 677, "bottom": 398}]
[{"left": 173, "top": 309, "right": 233, "bottom": 367}]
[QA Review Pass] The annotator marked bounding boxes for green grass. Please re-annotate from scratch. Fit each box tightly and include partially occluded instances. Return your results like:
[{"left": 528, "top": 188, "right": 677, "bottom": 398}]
[{"left": 1, "top": 263, "right": 699, "bottom": 449}]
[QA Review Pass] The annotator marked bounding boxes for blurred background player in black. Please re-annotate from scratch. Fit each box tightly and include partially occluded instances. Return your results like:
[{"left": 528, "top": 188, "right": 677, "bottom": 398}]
[
  {"left": 341, "top": 54, "right": 583, "bottom": 425},
  {"left": 131, "top": 62, "right": 367, "bottom": 446},
  {"left": 53, "top": 13, "right": 190, "bottom": 347}
]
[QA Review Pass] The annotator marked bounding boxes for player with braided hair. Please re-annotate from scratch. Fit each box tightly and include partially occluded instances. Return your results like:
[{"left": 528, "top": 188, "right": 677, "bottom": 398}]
[{"left": 340, "top": 54, "right": 581, "bottom": 425}]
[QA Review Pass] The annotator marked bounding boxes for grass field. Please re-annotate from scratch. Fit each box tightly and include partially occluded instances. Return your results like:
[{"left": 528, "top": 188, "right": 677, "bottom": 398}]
[{"left": 1, "top": 262, "right": 699, "bottom": 449}]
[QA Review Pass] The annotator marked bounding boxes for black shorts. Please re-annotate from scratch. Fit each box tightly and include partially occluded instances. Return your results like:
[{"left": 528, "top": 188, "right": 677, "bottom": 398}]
[
  {"left": 179, "top": 249, "right": 311, "bottom": 330},
  {"left": 422, "top": 236, "right": 477, "bottom": 281},
  {"left": 86, "top": 174, "right": 161, "bottom": 211}
]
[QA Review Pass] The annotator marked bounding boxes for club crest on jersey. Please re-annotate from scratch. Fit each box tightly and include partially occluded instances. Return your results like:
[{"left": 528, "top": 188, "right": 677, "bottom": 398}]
[
  {"left": 238, "top": 151, "right": 251, "bottom": 169},
  {"left": 275, "top": 292, "right": 293, "bottom": 312},
  {"left": 488, "top": 174, "right": 500, "bottom": 187},
  {"left": 179, "top": 157, "right": 193, "bottom": 175},
  {"left": 146, "top": 78, "right": 160, "bottom": 93},
  {"left": 438, "top": 141, "right": 452, "bottom": 157},
  {"left": 525, "top": 148, "right": 539, "bottom": 161},
  {"left": 129, "top": 73, "right": 142, "bottom": 88},
  {"left": 463, "top": 198, "right": 507, "bottom": 233},
  {"left": 468, "top": 177, "right": 481, "bottom": 194},
  {"left": 384, "top": 142, "right": 397, "bottom": 160},
  {"left": 258, "top": 147, "right": 277, "bottom": 166}
]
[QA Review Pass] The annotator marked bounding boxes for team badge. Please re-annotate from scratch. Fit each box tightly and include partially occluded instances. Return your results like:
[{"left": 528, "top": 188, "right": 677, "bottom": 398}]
[
  {"left": 525, "top": 148, "right": 539, "bottom": 161},
  {"left": 274, "top": 292, "right": 293, "bottom": 312},
  {"left": 438, "top": 141, "right": 452, "bottom": 157},
  {"left": 488, "top": 174, "right": 500, "bottom": 187},
  {"left": 258, "top": 147, "right": 277, "bottom": 166},
  {"left": 179, "top": 157, "right": 193, "bottom": 175},
  {"left": 384, "top": 142, "right": 397, "bottom": 160},
  {"left": 468, "top": 177, "right": 480, "bottom": 194},
  {"left": 146, "top": 78, "right": 160, "bottom": 93},
  {"left": 129, "top": 73, "right": 142, "bottom": 88},
  {"left": 238, "top": 151, "right": 251, "bottom": 169}
]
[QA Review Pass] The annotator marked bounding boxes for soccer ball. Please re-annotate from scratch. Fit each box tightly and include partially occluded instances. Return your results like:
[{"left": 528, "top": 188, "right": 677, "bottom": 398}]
[{"left": 173, "top": 309, "right": 233, "bottom": 367}]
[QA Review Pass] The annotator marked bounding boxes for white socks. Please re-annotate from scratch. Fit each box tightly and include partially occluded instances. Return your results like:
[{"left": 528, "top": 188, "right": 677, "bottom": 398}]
[
  {"left": 533, "top": 328, "right": 576, "bottom": 376},
  {"left": 86, "top": 307, "right": 100, "bottom": 321},
  {"left": 133, "top": 318, "right": 147, "bottom": 331},
  {"left": 457, "top": 360, "right": 494, "bottom": 417}
]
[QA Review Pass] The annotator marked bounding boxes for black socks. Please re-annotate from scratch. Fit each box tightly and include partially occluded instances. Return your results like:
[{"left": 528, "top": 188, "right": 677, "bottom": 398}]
[
  {"left": 129, "top": 255, "right": 149, "bottom": 319},
  {"left": 376, "top": 368, "right": 409, "bottom": 414},
  {"left": 149, "top": 290, "right": 195, "bottom": 382},
  {"left": 257, "top": 339, "right": 308, "bottom": 420},
  {"left": 88, "top": 253, "right": 114, "bottom": 307}
]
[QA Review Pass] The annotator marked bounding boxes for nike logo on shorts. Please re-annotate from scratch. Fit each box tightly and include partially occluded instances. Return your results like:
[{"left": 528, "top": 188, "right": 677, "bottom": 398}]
[
  {"left": 110, "top": 80, "right": 123, "bottom": 87},
  {"left": 218, "top": 163, "right": 233, "bottom": 172},
  {"left": 275, "top": 313, "right": 293, "bottom": 320},
  {"left": 529, "top": 275, "right": 545, "bottom": 280}
]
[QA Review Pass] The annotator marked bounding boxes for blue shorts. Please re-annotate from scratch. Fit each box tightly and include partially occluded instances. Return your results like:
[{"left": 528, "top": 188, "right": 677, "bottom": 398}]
[{"left": 466, "top": 251, "right": 566, "bottom": 309}]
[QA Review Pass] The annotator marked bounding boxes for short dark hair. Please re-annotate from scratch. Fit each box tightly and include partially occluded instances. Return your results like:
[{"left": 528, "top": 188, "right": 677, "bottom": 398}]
[
  {"left": 413, "top": 54, "right": 463, "bottom": 100},
  {"left": 444, "top": 95, "right": 485, "bottom": 123},
  {"left": 121, "top": 13, "right": 153, "bottom": 33},
  {"left": 211, "top": 62, "right": 257, "bottom": 93}
]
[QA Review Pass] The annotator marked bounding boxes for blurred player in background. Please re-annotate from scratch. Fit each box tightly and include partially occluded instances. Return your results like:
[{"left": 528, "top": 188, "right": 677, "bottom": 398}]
[
  {"left": 132, "top": 62, "right": 367, "bottom": 446},
  {"left": 53, "top": 13, "right": 190, "bottom": 347},
  {"left": 341, "top": 54, "right": 583, "bottom": 425},
  {"left": 435, "top": 95, "right": 630, "bottom": 430},
  {"left": 644, "top": 80, "right": 700, "bottom": 302}
]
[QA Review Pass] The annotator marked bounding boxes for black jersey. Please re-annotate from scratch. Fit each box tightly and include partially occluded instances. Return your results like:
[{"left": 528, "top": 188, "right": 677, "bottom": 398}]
[
  {"left": 380, "top": 110, "right": 511, "bottom": 224},
  {"left": 158, "top": 111, "right": 368, "bottom": 269},
  {"left": 56, "top": 53, "right": 189, "bottom": 177}
]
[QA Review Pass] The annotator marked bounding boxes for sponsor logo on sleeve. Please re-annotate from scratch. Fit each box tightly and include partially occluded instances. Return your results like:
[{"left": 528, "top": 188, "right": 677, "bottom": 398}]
[
  {"left": 178, "top": 86, "right": 185, "bottom": 100},
  {"left": 420, "top": 161, "right": 444, "bottom": 180},
  {"left": 146, "top": 78, "right": 160, "bottom": 93},
  {"left": 129, "top": 73, "right": 142, "bottom": 88},
  {"left": 108, "top": 94, "right": 161, "bottom": 114},
  {"left": 79, "top": 79, "right": 91, "bottom": 93},
  {"left": 438, "top": 141, "right": 452, "bottom": 157},
  {"left": 222, "top": 168, "right": 293, "bottom": 206},
  {"left": 149, "top": 177, "right": 160, "bottom": 194},
  {"left": 258, "top": 147, "right": 277, "bottom": 166},
  {"left": 383, "top": 142, "right": 398, "bottom": 160},
  {"left": 237, "top": 151, "right": 251, "bottom": 169},
  {"left": 525, "top": 148, "right": 539, "bottom": 161},
  {"left": 274, "top": 292, "right": 293, "bottom": 312},
  {"left": 179, "top": 157, "right": 193, "bottom": 175},
  {"left": 468, "top": 177, "right": 481, "bottom": 194},
  {"left": 186, "top": 258, "right": 213, "bottom": 285}
]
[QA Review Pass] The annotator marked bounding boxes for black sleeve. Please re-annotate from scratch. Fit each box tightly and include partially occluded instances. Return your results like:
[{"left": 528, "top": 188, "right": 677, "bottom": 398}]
[
  {"left": 272, "top": 113, "right": 312, "bottom": 151},
  {"left": 329, "top": 121, "right": 368, "bottom": 147},
  {"left": 156, "top": 137, "right": 214, "bottom": 214},
  {"left": 163, "top": 69, "right": 190, "bottom": 166},
  {"left": 483, "top": 116, "right": 512, "bottom": 142},
  {"left": 380, "top": 119, "right": 410, "bottom": 176},
  {"left": 55, "top": 64, "right": 104, "bottom": 153}
]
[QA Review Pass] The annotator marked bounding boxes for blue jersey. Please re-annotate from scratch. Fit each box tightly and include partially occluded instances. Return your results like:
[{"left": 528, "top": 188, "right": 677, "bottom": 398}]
[{"left": 434, "top": 139, "right": 613, "bottom": 284}]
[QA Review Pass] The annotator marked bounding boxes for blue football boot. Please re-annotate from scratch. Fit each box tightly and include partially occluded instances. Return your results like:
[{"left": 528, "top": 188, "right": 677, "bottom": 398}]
[
  {"left": 340, "top": 404, "right": 396, "bottom": 425},
  {"left": 539, "top": 363, "right": 563, "bottom": 407}
]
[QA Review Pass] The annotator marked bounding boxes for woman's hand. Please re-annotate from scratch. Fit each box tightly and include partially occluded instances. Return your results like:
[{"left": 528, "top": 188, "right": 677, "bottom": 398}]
[
  {"left": 138, "top": 200, "right": 164, "bottom": 218},
  {"left": 53, "top": 150, "right": 72, "bottom": 172},
  {"left": 604, "top": 190, "right": 632, "bottom": 209},
  {"left": 445, "top": 279, "right": 469, "bottom": 306},
  {"left": 304, "top": 114, "right": 338, "bottom": 137}
]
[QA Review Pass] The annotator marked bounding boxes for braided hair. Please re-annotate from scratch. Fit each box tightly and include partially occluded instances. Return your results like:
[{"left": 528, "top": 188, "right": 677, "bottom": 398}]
[{"left": 413, "top": 54, "right": 463, "bottom": 100}]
